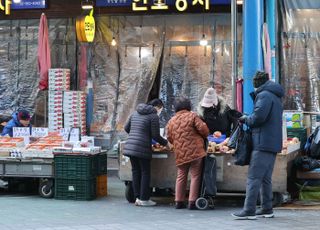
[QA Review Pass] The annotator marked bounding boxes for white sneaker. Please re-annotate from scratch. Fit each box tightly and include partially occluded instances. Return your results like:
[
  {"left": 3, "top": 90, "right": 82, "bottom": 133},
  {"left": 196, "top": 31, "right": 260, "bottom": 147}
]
[
  {"left": 138, "top": 199, "right": 157, "bottom": 206},
  {"left": 135, "top": 198, "right": 141, "bottom": 206}
]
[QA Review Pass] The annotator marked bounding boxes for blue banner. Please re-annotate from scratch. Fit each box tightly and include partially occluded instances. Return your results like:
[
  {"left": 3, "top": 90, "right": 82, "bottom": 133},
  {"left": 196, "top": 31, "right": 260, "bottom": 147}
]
[
  {"left": 96, "top": 0, "right": 230, "bottom": 7},
  {"left": 11, "top": 0, "right": 47, "bottom": 10}
]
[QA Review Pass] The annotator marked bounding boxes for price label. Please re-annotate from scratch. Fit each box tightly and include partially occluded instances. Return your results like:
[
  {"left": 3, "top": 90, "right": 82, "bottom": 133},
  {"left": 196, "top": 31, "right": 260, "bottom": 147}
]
[
  {"left": 13, "top": 127, "right": 31, "bottom": 137},
  {"left": 59, "top": 128, "right": 71, "bottom": 140},
  {"left": 59, "top": 128, "right": 81, "bottom": 142},
  {"left": 32, "top": 127, "right": 49, "bottom": 137},
  {"left": 69, "top": 128, "right": 81, "bottom": 142}
]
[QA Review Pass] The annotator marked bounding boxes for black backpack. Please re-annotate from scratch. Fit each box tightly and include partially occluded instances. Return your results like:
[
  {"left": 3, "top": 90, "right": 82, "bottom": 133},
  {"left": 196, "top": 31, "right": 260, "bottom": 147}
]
[{"left": 305, "top": 126, "right": 320, "bottom": 159}]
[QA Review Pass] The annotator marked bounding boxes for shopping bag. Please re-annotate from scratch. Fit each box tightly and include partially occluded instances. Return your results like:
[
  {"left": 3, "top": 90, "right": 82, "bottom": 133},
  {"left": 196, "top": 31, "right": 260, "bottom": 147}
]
[
  {"left": 233, "top": 125, "right": 252, "bottom": 166},
  {"left": 227, "top": 123, "right": 241, "bottom": 149}
]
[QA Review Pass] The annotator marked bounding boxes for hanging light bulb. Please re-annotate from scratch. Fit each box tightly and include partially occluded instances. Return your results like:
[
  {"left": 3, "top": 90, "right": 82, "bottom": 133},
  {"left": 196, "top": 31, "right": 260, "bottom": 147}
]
[
  {"left": 111, "top": 37, "right": 117, "bottom": 46},
  {"left": 236, "top": 0, "right": 243, "bottom": 5},
  {"left": 81, "top": 0, "right": 94, "bottom": 10},
  {"left": 200, "top": 34, "right": 208, "bottom": 46}
]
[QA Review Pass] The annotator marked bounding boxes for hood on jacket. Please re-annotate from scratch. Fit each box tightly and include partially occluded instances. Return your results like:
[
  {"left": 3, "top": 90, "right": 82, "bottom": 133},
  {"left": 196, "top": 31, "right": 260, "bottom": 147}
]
[
  {"left": 255, "top": 80, "right": 284, "bottom": 98},
  {"left": 11, "top": 112, "right": 22, "bottom": 126},
  {"left": 197, "top": 96, "right": 227, "bottom": 117},
  {"left": 136, "top": 103, "right": 157, "bottom": 115}
]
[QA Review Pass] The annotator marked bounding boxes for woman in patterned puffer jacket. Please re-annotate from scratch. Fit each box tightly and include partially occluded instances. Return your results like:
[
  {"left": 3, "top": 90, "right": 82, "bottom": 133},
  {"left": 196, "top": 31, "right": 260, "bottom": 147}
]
[{"left": 167, "top": 96, "right": 209, "bottom": 210}]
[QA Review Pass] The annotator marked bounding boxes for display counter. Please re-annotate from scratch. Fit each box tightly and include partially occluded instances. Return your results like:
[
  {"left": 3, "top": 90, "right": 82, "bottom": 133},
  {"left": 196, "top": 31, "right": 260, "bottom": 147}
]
[{"left": 119, "top": 141, "right": 300, "bottom": 204}]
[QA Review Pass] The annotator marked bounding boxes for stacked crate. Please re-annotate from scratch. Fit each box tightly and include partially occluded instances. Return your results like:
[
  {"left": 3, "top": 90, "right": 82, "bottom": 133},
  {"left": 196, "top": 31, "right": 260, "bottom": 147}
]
[
  {"left": 48, "top": 91, "right": 63, "bottom": 131},
  {"left": 48, "top": 68, "right": 87, "bottom": 134},
  {"left": 48, "top": 68, "right": 70, "bottom": 91},
  {"left": 54, "top": 152, "right": 108, "bottom": 200},
  {"left": 54, "top": 153, "right": 98, "bottom": 200},
  {"left": 96, "top": 153, "right": 108, "bottom": 197},
  {"left": 48, "top": 69, "right": 70, "bottom": 132},
  {"left": 63, "top": 91, "right": 86, "bottom": 135}
]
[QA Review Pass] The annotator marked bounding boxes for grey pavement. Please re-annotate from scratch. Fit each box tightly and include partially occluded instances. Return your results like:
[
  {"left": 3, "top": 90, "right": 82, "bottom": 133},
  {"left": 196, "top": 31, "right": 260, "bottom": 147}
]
[{"left": 0, "top": 176, "right": 319, "bottom": 230}]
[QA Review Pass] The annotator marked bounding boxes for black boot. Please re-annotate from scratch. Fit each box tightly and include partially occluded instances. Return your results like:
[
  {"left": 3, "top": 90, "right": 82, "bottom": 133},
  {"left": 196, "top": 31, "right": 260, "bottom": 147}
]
[
  {"left": 188, "top": 201, "right": 197, "bottom": 210},
  {"left": 175, "top": 201, "right": 186, "bottom": 209}
]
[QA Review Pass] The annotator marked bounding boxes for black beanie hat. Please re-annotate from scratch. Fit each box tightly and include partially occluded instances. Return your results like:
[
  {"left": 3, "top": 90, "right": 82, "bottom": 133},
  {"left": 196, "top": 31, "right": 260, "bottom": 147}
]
[
  {"left": 18, "top": 110, "right": 31, "bottom": 121},
  {"left": 253, "top": 71, "right": 269, "bottom": 88}
]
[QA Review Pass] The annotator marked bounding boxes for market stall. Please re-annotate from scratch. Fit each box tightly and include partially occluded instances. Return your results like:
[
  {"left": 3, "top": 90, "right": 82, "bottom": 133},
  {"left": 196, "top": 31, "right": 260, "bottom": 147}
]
[
  {"left": 119, "top": 138, "right": 300, "bottom": 205},
  {"left": 0, "top": 131, "right": 107, "bottom": 200}
]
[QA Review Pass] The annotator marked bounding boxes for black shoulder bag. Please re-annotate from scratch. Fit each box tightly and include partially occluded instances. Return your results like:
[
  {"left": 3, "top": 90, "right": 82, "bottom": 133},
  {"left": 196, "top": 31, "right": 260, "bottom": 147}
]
[{"left": 228, "top": 123, "right": 252, "bottom": 166}]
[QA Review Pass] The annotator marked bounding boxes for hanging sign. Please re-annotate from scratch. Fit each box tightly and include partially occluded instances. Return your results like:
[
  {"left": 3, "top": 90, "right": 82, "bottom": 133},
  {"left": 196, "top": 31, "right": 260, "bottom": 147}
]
[
  {"left": 76, "top": 9, "right": 95, "bottom": 43},
  {"left": 0, "top": 0, "right": 11, "bottom": 15},
  {"left": 1, "top": 0, "right": 48, "bottom": 15},
  {"left": 11, "top": 0, "right": 47, "bottom": 9},
  {"left": 96, "top": 0, "right": 230, "bottom": 11}
]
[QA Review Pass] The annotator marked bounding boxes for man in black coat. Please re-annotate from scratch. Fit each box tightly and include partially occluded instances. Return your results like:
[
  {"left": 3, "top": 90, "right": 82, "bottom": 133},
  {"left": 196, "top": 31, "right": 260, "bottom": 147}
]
[
  {"left": 232, "top": 71, "right": 284, "bottom": 220},
  {"left": 124, "top": 99, "right": 168, "bottom": 206}
]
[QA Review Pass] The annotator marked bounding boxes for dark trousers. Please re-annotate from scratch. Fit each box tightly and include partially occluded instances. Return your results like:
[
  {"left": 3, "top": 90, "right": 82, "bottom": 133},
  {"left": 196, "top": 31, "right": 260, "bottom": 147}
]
[
  {"left": 130, "top": 156, "right": 151, "bottom": 201},
  {"left": 244, "top": 150, "right": 277, "bottom": 214}
]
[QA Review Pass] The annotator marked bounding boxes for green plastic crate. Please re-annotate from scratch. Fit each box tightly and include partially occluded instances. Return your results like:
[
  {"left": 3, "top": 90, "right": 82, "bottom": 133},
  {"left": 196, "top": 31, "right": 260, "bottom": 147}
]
[
  {"left": 55, "top": 178, "right": 96, "bottom": 200},
  {"left": 97, "top": 153, "right": 108, "bottom": 175},
  {"left": 297, "top": 183, "right": 320, "bottom": 201},
  {"left": 54, "top": 154, "right": 98, "bottom": 180},
  {"left": 287, "top": 127, "right": 307, "bottom": 150}
]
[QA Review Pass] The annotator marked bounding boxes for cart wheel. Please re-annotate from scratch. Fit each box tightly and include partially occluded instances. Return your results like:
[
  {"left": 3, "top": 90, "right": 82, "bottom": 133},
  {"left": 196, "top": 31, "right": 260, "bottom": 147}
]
[
  {"left": 39, "top": 180, "right": 54, "bottom": 198},
  {"left": 272, "top": 192, "right": 283, "bottom": 207},
  {"left": 195, "top": 197, "right": 209, "bottom": 210},
  {"left": 125, "top": 182, "right": 135, "bottom": 203}
]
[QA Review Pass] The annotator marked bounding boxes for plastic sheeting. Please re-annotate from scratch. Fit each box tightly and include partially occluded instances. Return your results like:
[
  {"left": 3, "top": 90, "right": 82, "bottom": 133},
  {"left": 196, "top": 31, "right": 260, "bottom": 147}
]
[
  {"left": 89, "top": 15, "right": 240, "bottom": 132},
  {"left": 280, "top": 1, "right": 320, "bottom": 111},
  {"left": 89, "top": 16, "right": 164, "bottom": 135},
  {"left": 0, "top": 14, "right": 240, "bottom": 139},
  {"left": 0, "top": 19, "right": 76, "bottom": 125},
  {"left": 159, "top": 22, "right": 236, "bottom": 127}
]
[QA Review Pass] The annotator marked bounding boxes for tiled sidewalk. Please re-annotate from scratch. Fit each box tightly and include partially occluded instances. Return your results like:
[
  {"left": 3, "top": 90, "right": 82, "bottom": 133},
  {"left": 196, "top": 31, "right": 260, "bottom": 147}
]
[{"left": 0, "top": 177, "right": 319, "bottom": 230}]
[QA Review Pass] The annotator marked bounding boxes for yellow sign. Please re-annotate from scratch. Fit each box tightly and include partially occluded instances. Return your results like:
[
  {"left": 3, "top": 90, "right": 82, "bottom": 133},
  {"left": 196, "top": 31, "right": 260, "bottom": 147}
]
[
  {"left": 132, "top": 0, "right": 209, "bottom": 12},
  {"left": 0, "top": 0, "right": 11, "bottom": 15},
  {"left": 76, "top": 9, "right": 95, "bottom": 43}
]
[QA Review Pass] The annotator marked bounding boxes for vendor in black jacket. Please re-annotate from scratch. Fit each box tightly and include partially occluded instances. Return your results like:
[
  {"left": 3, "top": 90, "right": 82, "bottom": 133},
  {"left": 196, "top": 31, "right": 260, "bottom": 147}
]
[
  {"left": 198, "top": 88, "right": 238, "bottom": 137},
  {"left": 124, "top": 99, "right": 168, "bottom": 207}
]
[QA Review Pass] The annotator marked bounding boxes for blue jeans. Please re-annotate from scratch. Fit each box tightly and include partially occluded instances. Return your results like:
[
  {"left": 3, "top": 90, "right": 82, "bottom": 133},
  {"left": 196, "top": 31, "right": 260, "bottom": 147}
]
[{"left": 243, "top": 150, "right": 277, "bottom": 214}]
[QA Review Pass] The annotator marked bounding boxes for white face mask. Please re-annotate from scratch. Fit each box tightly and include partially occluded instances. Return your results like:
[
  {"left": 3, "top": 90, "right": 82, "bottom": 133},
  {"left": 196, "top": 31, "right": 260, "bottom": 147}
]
[{"left": 157, "top": 108, "right": 163, "bottom": 116}]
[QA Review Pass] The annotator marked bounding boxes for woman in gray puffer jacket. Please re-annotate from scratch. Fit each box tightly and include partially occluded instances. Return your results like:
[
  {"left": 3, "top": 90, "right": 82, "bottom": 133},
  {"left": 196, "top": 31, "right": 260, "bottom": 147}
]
[{"left": 124, "top": 99, "right": 168, "bottom": 207}]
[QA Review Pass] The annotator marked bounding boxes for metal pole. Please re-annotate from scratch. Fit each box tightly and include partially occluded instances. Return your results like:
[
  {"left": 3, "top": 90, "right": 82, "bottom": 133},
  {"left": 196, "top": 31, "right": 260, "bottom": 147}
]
[{"left": 231, "top": 0, "right": 238, "bottom": 109}]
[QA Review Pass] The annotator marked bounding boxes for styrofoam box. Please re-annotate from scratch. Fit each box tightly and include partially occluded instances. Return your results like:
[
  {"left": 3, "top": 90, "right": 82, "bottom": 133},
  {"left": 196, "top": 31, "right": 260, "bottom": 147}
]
[
  {"left": 63, "top": 108, "right": 86, "bottom": 112},
  {"left": 49, "top": 68, "right": 70, "bottom": 73},
  {"left": 63, "top": 104, "right": 86, "bottom": 108},
  {"left": 63, "top": 103, "right": 86, "bottom": 106},
  {"left": 49, "top": 78, "right": 70, "bottom": 83},
  {"left": 49, "top": 91, "right": 63, "bottom": 96},
  {"left": 48, "top": 113, "right": 63, "bottom": 118},
  {"left": 64, "top": 117, "right": 86, "bottom": 122},
  {"left": 49, "top": 86, "right": 70, "bottom": 91},
  {"left": 48, "top": 109, "right": 63, "bottom": 114},
  {"left": 48, "top": 120, "right": 63, "bottom": 125},
  {"left": 64, "top": 112, "right": 86, "bottom": 116}
]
